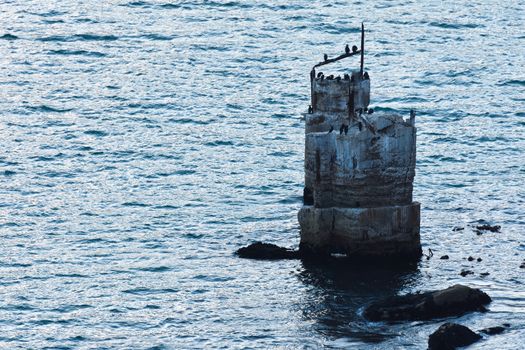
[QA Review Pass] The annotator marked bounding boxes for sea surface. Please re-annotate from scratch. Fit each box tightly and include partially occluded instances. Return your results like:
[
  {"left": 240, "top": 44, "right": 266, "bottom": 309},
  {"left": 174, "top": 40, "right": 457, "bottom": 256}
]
[{"left": 0, "top": 1, "right": 524, "bottom": 349}]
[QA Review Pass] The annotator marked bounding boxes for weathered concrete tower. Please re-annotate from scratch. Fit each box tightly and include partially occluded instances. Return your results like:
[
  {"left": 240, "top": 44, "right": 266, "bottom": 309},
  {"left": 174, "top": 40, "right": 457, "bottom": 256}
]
[{"left": 298, "top": 25, "right": 422, "bottom": 260}]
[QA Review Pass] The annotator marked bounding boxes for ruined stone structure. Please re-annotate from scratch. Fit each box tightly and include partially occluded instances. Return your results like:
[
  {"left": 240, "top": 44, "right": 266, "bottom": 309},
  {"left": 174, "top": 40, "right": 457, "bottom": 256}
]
[{"left": 298, "top": 26, "right": 422, "bottom": 260}]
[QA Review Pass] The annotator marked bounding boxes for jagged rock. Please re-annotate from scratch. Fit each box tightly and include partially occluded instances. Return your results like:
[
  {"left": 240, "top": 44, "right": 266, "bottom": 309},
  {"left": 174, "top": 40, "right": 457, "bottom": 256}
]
[
  {"left": 476, "top": 224, "right": 500, "bottom": 232},
  {"left": 428, "top": 323, "right": 481, "bottom": 350},
  {"left": 363, "top": 284, "right": 491, "bottom": 321},
  {"left": 236, "top": 242, "right": 300, "bottom": 260}
]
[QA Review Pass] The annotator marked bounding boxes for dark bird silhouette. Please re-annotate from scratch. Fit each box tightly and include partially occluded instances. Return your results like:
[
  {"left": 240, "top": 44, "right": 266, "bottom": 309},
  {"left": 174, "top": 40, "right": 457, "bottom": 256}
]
[
  {"left": 363, "top": 72, "right": 370, "bottom": 80},
  {"left": 343, "top": 74, "right": 350, "bottom": 80},
  {"left": 326, "top": 75, "right": 334, "bottom": 80},
  {"left": 358, "top": 122, "right": 362, "bottom": 131},
  {"left": 344, "top": 125, "right": 349, "bottom": 135},
  {"left": 317, "top": 72, "right": 323, "bottom": 78},
  {"left": 320, "top": 74, "right": 324, "bottom": 81},
  {"left": 345, "top": 44, "right": 350, "bottom": 54},
  {"left": 335, "top": 76, "right": 341, "bottom": 81},
  {"left": 324, "top": 53, "right": 328, "bottom": 61},
  {"left": 368, "top": 108, "right": 374, "bottom": 114},
  {"left": 352, "top": 45, "right": 358, "bottom": 53},
  {"left": 328, "top": 126, "right": 334, "bottom": 133},
  {"left": 339, "top": 124, "right": 345, "bottom": 135},
  {"left": 308, "top": 105, "right": 313, "bottom": 114}
]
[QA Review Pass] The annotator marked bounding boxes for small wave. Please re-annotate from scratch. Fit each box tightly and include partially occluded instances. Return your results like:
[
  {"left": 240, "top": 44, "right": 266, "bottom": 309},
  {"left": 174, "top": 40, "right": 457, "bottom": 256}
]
[
  {"left": 2, "top": 170, "right": 16, "bottom": 176},
  {"left": 27, "top": 105, "right": 73, "bottom": 113},
  {"left": 498, "top": 79, "right": 525, "bottom": 87},
  {"left": 39, "top": 34, "right": 118, "bottom": 42},
  {"left": 133, "top": 266, "right": 172, "bottom": 272},
  {"left": 168, "top": 117, "right": 212, "bottom": 125},
  {"left": 205, "top": 140, "right": 234, "bottom": 147},
  {"left": 51, "top": 304, "right": 92, "bottom": 313},
  {"left": 143, "top": 33, "right": 173, "bottom": 41},
  {"left": 428, "top": 22, "right": 482, "bottom": 29},
  {"left": 0, "top": 33, "right": 18, "bottom": 40},
  {"left": 122, "top": 201, "right": 149, "bottom": 207},
  {"left": 83, "top": 130, "right": 108, "bottom": 137},
  {"left": 48, "top": 49, "right": 106, "bottom": 57},
  {"left": 174, "top": 169, "right": 196, "bottom": 175},
  {"left": 126, "top": 1, "right": 151, "bottom": 7},
  {"left": 122, "top": 287, "right": 178, "bottom": 295}
]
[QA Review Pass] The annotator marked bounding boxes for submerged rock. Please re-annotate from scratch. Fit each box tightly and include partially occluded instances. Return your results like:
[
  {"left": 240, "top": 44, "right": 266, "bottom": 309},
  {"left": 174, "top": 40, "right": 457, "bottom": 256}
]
[
  {"left": 236, "top": 242, "right": 300, "bottom": 260},
  {"left": 460, "top": 269, "right": 474, "bottom": 277},
  {"left": 363, "top": 284, "right": 491, "bottom": 321},
  {"left": 440, "top": 255, "right": 449, "bottom": 260},
  {"left": 480, "top": 326, "right": 506, "bottom": 335},
  {"left": 428, "top": 323, "right": 481, "bottom": 350}
]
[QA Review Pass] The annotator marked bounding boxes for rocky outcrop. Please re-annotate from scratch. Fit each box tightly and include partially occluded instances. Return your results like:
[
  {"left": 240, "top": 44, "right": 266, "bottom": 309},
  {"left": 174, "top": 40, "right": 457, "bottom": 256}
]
[
  {"left": 235, "top": 242, "right": 300, "bottom": 260},
  {"left": 428, "top": 323, "right": 481, "bottom": 350},
  {"left": 363, "top": 284, "right": 491, "bottom": 321}
]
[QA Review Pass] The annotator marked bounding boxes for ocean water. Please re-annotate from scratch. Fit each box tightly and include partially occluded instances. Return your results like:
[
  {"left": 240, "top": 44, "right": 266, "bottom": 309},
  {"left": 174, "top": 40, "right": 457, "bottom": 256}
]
[{"left": 0, "top": 0, "right": 524, "bottom": 348}]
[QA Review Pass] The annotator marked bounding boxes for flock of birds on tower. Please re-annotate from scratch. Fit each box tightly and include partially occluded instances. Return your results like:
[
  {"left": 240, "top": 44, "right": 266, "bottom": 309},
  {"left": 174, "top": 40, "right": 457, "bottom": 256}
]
[{"left": 305, "top": 43, "right": 378, "bottom": 135}]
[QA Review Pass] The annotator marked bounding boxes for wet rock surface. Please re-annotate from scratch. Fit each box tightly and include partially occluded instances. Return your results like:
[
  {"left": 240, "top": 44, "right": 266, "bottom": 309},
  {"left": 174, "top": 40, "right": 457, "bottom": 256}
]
[
  {"left": 363, "top": 284, "right": 491, "bottom": 321},
  {"left": 236, "top": 242, "right": 300, "bottom": 260},
  {"left": 428, "top": 323, "right": 481, "bottom": 350},
  {"left": 480, "top": 325, "right": 507, "bottom": 335}
]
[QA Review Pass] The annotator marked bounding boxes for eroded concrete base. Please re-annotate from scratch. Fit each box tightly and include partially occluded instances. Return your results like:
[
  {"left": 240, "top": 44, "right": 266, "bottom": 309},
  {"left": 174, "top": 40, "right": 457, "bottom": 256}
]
[{"left": 298, "top": 202, "right": 421, "bottom": 260}]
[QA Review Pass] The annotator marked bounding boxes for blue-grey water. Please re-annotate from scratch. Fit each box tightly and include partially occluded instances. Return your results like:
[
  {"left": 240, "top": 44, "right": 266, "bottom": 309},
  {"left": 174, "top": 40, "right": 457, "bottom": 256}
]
[{"left": 1, "top": 1, "right": 524, "bottom": 349}]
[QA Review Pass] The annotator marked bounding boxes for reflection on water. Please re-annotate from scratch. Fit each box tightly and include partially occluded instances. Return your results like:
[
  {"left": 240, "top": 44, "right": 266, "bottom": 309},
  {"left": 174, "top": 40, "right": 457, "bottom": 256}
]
[{"left": 297, "top": 259, "right": 421, "bottom": 343}]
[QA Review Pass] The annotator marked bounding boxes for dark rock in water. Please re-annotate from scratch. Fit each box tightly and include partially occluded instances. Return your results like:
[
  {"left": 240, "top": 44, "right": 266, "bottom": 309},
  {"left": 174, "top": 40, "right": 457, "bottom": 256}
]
[
  {"left": 440, "top": 255, "right": 449, "bottom": 260},
  {"left": 428, "top": 323, "right": 481, "bottom": 350},
  {"left": 476, "top": 224, "right": 500, "bottom": 232},
  {"left": 363, "top": 284, "right": 491, "bottom": 321},
  {"left": 467, "top": 256, "right": 474, "bottom": 261},
  {"left": 452, "top": 226, "right": 464, "bottom": 231},
  {"left": 480, "top": 326, "right": 506, "bottom": 335},
  {"left": 236, "top": 242, "right": 300, "bottom": 260},
  {"left": 0, "top": 33, "right": 18, "bottom": 40},
  {"left": 480, "top": 272, "right": 490, "bottom": 277},
  {"left": 460, "top": 269, "right": 474, "bottom": 277},
  {"left": 477, "top": 257, "right": 482, "bottom": 262}
]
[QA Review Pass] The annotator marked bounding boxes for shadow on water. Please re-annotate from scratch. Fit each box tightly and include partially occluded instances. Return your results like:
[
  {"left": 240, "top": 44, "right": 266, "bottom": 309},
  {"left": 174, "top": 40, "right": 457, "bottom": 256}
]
[{"left": 296, "top": 259, "right": 422, "bottom": 343}]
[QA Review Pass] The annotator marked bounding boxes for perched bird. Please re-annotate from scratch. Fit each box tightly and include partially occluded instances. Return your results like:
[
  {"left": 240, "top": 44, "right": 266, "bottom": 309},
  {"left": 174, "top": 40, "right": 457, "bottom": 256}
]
[
  {"left": 326, "top": 74, "right": 334, "bottom": 80},
  {"left": 324, "top": 53, "right": 328, "bottom": 61},
  {"left": 352, "top": 45, "right": 358, "bottom": 53},
  {"left": 345, "top": 44, "right": 350, "bottom": 54},
  {"left": 358, "top": 122, "right": 362, "bottom": 131},
  {"left": 335, "top": 76, "right": 341, "bottom": 81},
  {"left": 368, "top": 108, "right": 374, "bottom": 114},
  {"left": 320, "top": 74, "right": 324, "bottom": 81},
  {"left": 363, "top": 72, "right": 370, "bottom": 80},
  {"left": 328, "top": 126, "right": 334, "bottom": 133},
  {"left": 317, "top": 71, "right": 323, "bottom": 78},
  {"left": 308, "top": 105, "right": 313, "bottom": 114},
  {"left": 339, "top": 124, "right": 345, "bottom": 135},
  {"left": 343, "top": 73, "right": 350, "bottom": 80},
  {"left": 344, "top": 125, "right": 349, "bottom": 135}
]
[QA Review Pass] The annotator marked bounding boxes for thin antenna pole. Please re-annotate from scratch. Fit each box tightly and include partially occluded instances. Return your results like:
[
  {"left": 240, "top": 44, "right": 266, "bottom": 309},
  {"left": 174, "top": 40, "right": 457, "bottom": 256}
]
[{"left": 360, "top": 23, "right": 365, "bottom": 76}]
